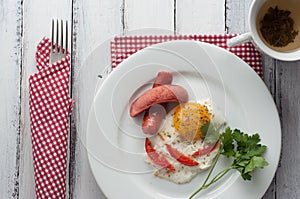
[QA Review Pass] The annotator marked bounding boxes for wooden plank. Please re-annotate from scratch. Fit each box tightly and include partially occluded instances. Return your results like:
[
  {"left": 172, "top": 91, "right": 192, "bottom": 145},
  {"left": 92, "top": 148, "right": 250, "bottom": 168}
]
[
  {"left": 264, "top": 59, "right": 300, "bottom": 199},
  {"left": 261, "top": 55, "right": 277, "bottom": 199},
  {"left": 225, "top": 0, "right": 252, "bottom": 33},
  {"left": 262, "top": 56, "right": 276, "bottom": 97},
  {"left": 274, "top": 60, "right": 300, "bottom": 198},
  {"left": 70, "top": 0, "right": 123, "bottom": 198},
  {"left": 19, "top": 0, "right": 72, "bottom": 198},
  {"left": 176, "top": 0, "right": 225, "bottom": 34},
  {"left": 226, "top": 1, "right": 276, "bottom": 198},
  {"left": 0, "top": 0, "right": 22, "bottom": 198},
  {"left": 124, "top": 0, "right": 174, "bottom": 34}
]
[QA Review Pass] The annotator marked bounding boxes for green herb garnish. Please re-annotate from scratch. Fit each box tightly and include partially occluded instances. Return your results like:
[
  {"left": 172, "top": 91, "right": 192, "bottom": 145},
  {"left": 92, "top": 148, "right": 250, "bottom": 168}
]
[
  {"left": 201, "top": 122, "right": 222, "bottom": 145},
  {"left": 189, "top": 127, "right": 268, "bottom": 199}
]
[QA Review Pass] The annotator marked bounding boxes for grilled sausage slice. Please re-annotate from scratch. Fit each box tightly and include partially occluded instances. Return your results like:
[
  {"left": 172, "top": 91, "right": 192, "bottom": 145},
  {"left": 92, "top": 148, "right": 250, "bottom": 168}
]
[
  {"left": 142, "top": 71, "right": 173, "bottom": 135},
  {"left": 130, "top": 85, "right": 188, "bottom": 117}
]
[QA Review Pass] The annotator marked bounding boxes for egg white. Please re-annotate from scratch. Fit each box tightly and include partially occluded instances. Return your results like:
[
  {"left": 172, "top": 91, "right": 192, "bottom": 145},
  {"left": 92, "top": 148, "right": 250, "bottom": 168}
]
[{"left": 145, "top": 99, "right": 224, "bottom": 184}]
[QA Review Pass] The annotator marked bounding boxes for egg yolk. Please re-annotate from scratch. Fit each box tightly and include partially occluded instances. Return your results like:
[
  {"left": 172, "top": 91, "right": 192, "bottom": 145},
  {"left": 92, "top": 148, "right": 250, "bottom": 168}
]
[{"left": 173, "top": 102, "right": 210, "bottom": 141}]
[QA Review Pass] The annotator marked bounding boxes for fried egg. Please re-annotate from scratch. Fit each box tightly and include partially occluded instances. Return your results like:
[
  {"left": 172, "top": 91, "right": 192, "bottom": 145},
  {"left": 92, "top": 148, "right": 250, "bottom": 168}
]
[{"left": 145, "top": 100, "right": 225, "bottom": 184}]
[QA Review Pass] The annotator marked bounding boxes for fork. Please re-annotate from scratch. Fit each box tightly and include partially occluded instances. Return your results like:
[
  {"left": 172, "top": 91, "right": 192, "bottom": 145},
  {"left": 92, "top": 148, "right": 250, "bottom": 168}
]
[{"left": 50, "top": 19, "right": 69, "bottom": 64}]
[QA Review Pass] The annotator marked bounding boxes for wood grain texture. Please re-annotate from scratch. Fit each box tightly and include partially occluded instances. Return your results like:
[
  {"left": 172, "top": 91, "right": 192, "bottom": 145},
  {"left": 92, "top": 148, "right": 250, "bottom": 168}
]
[
  {"left": 263, "top": 58, "right": 300, "bottom": 199},
  {"left": 124, "top": 0, "right": 174, "bottom": 34},
  {"left": 70, "top": 0, "right": 123, "bottom": 198},
  {"left": 274, "top": 60, "right": 300, "bottom": 198},
  {"left": 19, "top": 1, "right": 72, "bottom": 198},
  {"left": 261, "top": 55, "right": 277, "bottom": 199},
  {"left": 226, "top": 1, "right": 276, "bottom": 198},
  {"left": 0, "top": 0, "right": 22, "bottom": 198},
  {"left": 225, "top": 0, "right": 251, "bottom": 34},
  {"left": 176, "top": 0, "right": 225, "bottom": 34},
  {"left": 0, "top": 1, "right": 298, "bottom": 198},
  {"left": 225, "top": 0, "right": 252, "bottom": 33}
]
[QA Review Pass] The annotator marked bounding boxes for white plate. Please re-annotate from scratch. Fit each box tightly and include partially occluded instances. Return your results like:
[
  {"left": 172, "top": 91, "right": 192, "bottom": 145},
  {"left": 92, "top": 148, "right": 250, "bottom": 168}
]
[{"left": 87, "top": 41, "right": 281, "bottom": 199}]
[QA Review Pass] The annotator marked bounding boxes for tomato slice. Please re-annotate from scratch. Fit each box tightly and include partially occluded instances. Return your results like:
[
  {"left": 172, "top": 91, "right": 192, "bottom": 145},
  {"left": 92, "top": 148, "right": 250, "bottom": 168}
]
[
  {"left": 165, "top": 144, "right": 199, "bottom": 166},
  {"left": 145, "top": 138, "right": 175, "bottom": 171},
  {"left": 192, "top": 141, "right": 220, "bottom": 157}
]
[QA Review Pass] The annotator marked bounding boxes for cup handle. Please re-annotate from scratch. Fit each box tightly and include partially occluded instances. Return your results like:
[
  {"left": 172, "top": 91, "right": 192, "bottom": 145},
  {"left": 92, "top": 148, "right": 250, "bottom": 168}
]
[{"left": 227, "top": 32, "right": 252, "bottom": 47}]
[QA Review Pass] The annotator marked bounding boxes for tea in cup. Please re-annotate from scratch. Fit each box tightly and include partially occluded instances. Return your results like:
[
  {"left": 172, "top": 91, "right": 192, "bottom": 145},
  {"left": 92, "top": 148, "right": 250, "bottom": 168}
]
[{"left": 227, "top": 0, "right": 300, "bottom": 61}]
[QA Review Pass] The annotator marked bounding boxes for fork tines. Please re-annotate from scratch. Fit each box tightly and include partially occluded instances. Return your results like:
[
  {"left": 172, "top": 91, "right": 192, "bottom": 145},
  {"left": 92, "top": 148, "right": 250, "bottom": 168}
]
[{"left": 51, "top": 19, "right": 68, "bottom": 54}]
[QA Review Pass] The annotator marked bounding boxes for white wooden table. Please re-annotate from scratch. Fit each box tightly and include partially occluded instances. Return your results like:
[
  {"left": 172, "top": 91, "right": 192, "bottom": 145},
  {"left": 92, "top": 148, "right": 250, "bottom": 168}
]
[{"left": 1, "top": 0, "right": 299, "bottom": 198}]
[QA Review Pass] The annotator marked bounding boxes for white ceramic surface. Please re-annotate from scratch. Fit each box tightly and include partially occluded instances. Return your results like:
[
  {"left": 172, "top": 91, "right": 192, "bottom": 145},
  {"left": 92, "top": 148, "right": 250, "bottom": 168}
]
[{"left": 87, "top": 40, "right": 281, "bottom": 199}]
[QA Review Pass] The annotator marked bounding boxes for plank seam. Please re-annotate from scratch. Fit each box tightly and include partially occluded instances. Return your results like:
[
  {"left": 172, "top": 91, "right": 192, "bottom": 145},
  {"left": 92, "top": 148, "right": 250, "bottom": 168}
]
[
  {"left": 274, "top": 61, "right": 279, "bottom": 199},
  {"left": 174, "top": 0, "right": 176, "bottom": 34},
  {"left": 121, "top": 0, "right": 126, "bottom": 35},
  {"left": 69, "top": 1, "right": 77, "bottom": 198},
  {"left": 14, "top": 0, "right": 24, "bottom": 198},
  {"left": 224, "top": 0, "right": 229, "bottom": 33}
]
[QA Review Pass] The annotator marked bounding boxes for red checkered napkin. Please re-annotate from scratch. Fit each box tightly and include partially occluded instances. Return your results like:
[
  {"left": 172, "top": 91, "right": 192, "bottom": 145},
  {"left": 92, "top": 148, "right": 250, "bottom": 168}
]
[
  {"left": 29, "top": 37, "right": 73, "bottom": 199},
  {"left": 111, "top": 34, "right": 263, "bottom": 77}
]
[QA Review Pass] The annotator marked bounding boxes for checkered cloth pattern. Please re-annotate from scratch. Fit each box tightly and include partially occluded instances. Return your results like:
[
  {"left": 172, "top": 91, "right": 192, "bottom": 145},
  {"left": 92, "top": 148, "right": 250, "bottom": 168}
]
[
  {"left": 111, "top": 34, "right": 263, "bottom": 77},
  {"left": 29, "top": 37, "right": 73, "bottom": 199}
]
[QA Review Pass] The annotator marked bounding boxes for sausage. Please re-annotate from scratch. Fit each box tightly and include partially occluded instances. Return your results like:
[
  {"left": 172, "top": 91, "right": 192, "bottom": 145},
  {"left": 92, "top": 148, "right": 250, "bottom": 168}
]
[
  {"left": 142, "top": 72, "right": 173, "bottom": 135},
  {"left": 130, "top": 84, "right": 189, "bottom": 117},
  {"left": 142, "top": 104, "right": 165, "bottom": 135},
  {"left": 153, "top": 71, "right": 173, "bottom": 87}
]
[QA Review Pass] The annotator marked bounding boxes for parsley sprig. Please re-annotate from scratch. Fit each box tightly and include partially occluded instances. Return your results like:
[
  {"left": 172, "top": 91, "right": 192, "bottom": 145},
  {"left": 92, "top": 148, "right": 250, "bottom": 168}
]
[{"left": 189, "top": 127, "right": 268, "bottom": 199}]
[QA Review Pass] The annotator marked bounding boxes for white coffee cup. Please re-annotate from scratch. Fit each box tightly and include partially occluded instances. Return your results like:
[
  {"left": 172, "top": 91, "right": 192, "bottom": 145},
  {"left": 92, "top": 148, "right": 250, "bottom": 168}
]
[{"left": 227, "top": 0, "right": 300, "bottom": 61}]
